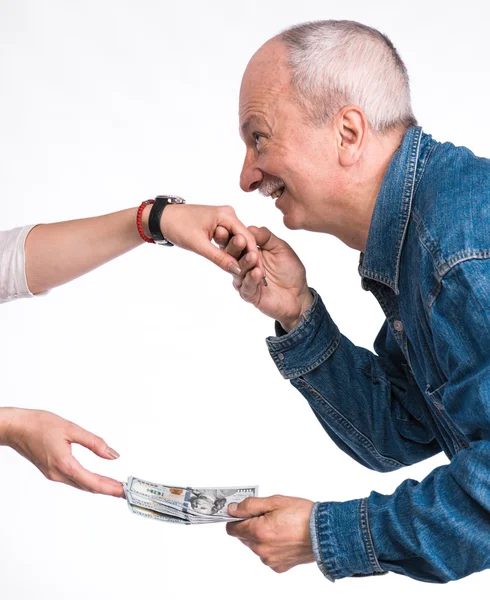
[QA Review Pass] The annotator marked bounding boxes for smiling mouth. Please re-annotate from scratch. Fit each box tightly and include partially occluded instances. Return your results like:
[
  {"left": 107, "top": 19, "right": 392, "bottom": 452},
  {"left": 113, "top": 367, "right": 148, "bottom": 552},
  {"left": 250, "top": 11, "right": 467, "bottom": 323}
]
[{"left": 270, "top": 187, "right": 285, "bottom": 200}]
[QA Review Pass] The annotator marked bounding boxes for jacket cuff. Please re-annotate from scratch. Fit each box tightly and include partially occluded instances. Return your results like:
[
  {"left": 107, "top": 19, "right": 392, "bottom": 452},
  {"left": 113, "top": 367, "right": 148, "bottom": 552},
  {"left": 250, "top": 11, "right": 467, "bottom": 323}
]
[
  {"left": 310, "top": 498, "right": 385, "bottom": 580},
  {"left": 266, "top": 289, "right": 341, "bottom": 380}
]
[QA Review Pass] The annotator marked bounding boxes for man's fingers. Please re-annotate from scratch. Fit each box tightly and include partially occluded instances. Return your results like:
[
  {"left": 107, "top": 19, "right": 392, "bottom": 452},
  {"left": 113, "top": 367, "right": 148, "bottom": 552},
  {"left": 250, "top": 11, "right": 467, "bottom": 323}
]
[
  {"left": 230, "top": 251, "right": 262, "bottom": 293},
  {"left": 236, "top": 251, "right": 259, "bottom": 277},
  {"left": 63, "top": 456, "right": 124, "bottom": 497},
  {"left": 226, "top": 518, "right": 260, "bottom": 540},
  {"left": 215, "top": 211, "right": 266, "bottom": 272},
  {"left": 69, "top": 425, "right": 120, "bottom": 461},
  {"left": 240, "top": 268, "right": 263, "bottom": 302}
]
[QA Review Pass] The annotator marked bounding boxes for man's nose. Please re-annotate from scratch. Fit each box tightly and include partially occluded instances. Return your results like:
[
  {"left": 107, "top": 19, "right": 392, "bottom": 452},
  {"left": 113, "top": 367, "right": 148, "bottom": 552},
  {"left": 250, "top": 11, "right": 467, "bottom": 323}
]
[{"left": 240, "top": 152, "right": 262, "bottom": 192}]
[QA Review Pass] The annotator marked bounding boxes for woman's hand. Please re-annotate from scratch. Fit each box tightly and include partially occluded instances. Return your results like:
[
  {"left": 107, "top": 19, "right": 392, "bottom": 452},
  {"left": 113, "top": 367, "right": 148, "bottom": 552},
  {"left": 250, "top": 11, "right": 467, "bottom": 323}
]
[
  {"left": 0, "top": 408, "right": 124, "bottom": 497},
  {"left": 157, "top": 204, "right": 264, "bottom": 276}
]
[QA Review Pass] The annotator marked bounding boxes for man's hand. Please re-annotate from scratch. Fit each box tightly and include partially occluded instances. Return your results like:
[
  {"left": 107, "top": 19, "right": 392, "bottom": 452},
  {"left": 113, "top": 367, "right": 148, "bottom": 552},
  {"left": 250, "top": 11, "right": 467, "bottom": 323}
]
[
  {"left": 0, "top": 408, "right": 124, "bottom": 497},
  {"left": 216, "top": 226, "right": 313, "bottom": 331},
  {"left": 158, "top": 204, "right": 262, "bottom": 276},
  {"left": 226, "top": 495, "right": 315, "bottom": 573}
]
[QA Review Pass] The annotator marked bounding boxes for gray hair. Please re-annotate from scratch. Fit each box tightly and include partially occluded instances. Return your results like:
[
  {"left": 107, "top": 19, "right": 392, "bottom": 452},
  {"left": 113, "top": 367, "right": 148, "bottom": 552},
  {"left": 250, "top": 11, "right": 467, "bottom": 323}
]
[{"left": 280, "top": 20, "right": 417, "bottom": 132}]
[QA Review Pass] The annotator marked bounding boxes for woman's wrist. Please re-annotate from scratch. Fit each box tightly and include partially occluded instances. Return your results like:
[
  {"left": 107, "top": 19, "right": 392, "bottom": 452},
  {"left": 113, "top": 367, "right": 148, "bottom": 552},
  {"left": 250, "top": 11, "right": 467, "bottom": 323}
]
[{"left": 137, "top": 202, "right": 178, "bottom": 243}]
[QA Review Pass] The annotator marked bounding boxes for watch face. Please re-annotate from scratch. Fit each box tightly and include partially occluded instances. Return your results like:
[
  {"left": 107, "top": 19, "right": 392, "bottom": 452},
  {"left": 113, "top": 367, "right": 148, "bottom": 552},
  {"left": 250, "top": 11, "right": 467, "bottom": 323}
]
[{"left": 156, "top": 194, "right": 186, "bottom": 204}]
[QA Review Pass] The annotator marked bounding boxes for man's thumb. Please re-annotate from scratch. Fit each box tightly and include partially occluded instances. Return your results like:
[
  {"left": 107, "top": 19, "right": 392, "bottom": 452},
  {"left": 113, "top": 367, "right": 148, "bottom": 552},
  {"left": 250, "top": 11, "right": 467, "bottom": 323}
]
[
  {"left": 248, "top": 226, "right": 287, "bottom": 253},
  {"left": 228, "top": 496, "right": 274, "bottom": 518}
]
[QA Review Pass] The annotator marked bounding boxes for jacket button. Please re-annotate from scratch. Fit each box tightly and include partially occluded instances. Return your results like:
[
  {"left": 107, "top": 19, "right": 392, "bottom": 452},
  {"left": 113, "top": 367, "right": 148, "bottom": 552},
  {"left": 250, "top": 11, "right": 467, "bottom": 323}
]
[
  {"left": 393, "top": 320, "right": 404, "bottom": 332},
  {"left": 278, "top": 353, "right": 285, "bottom": 360}
]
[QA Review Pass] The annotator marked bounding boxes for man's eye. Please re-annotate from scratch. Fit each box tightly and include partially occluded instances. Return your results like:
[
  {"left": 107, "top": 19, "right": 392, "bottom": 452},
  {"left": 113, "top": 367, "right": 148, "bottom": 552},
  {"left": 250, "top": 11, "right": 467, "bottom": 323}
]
[{"left": 252, "top": 132, "right": 264, "bottom": 147}]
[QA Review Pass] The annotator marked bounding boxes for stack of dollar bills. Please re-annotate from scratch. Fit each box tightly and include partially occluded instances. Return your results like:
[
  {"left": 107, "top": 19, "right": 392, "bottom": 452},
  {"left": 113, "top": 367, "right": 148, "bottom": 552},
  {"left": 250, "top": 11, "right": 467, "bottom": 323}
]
[{"left": 124, "top": 476, "right": 258, "bottom": 525}]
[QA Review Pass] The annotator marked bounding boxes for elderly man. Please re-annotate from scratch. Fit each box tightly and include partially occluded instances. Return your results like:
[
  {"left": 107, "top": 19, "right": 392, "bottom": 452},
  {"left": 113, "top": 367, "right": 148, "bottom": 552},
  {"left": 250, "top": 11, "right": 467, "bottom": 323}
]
[{"left": 222, "top": 20, "right": 490, "bottom": 583}]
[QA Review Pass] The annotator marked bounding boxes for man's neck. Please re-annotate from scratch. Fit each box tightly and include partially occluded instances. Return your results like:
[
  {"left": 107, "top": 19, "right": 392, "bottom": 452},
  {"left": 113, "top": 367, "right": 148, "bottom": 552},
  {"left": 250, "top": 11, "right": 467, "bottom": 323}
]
[{"left": 331, "top": 130, "right": 404, "bottom": 252}]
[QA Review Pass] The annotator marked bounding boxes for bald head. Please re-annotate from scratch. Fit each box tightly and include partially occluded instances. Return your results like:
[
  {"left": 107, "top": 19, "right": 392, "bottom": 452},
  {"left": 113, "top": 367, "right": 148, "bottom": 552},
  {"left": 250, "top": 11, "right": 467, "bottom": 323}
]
[
  {"left": 242, "top": 21, "right": 416, "bottom": 133},
  {"left": 240, "top": 38, "right": 293, "bottom": 110}
]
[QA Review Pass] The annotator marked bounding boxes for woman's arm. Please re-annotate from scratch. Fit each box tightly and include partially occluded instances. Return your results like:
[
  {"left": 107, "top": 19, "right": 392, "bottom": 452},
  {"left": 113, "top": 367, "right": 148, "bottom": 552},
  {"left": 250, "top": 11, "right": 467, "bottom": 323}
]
[{"left": 24, "top": 203, "right": 254, "bottom": 294}]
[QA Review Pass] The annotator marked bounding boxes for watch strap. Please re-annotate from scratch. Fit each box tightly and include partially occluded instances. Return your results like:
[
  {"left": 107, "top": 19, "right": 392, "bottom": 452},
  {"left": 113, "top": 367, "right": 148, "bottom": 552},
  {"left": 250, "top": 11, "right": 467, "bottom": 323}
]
[
  {"left": 148, "top": 195, "right": 186, "bottom": 246},
  {"left": 148, "top": 196, "right": 170, "bottom": 244}
]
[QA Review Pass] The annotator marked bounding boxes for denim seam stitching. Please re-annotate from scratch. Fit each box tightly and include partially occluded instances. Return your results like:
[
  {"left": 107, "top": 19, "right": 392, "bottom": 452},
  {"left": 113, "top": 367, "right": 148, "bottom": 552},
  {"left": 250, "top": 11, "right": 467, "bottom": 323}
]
[
  {"left": 414, "top": 211, "right": 490, "bottom": 286},
  {"left": 412, "top": 214, "right": 444, "bottom": 309},
  {"left": 271, "top": 331, "right": 341, "bottom": 380},
  {"left": 392, "top": 127, "right": 423, "bottom": 294},
  {"left": 426, "top": 384, "right": 470, "bottom": 451},
  {"left": 412, "top": 207, "right": 442, "bottom": 273},
  {"left": 314, "top": 505, "right": 336, "bottom": 582},
  {"left": 413, "top": 141, "right": 437, "bottom": 196},
  {"left": 318, "top": 504, "right": 339, "bottom": 578},
  {"left": 360, "top": 498, "right": 384, "bottom": 573},
  {"left": 437, "top": 251, "right": 490, "bottom": 278},
  {"left": 299, "top": 379, "right": 406, "bottom": 469},
  {"left": 425, "top": 384, "right": 459, "bottom": 456}
]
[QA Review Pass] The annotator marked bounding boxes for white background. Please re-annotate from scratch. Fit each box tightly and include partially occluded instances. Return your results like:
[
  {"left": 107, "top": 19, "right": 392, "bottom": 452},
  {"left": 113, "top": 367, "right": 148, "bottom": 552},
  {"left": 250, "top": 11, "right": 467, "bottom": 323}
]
[{"left": 0, "top": 0, "right": 489, "bottom": 598}]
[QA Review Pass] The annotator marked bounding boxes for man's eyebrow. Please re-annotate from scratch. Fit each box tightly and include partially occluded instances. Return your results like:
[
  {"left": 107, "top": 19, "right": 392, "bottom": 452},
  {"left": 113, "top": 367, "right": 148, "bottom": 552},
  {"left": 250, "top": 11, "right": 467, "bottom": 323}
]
[{"left": 240, "top": 116, "right": 266, "bottom": 136}]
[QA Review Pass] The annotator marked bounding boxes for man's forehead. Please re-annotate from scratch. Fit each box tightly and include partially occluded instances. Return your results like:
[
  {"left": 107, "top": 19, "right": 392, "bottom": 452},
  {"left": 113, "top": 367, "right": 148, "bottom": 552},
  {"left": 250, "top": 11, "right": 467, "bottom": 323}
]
[
  {"left": 239, "top": 39, "right": 293, "bottom": 127},
  {"left": 241, "top": 39, "right": 291, "bottom": 91}
]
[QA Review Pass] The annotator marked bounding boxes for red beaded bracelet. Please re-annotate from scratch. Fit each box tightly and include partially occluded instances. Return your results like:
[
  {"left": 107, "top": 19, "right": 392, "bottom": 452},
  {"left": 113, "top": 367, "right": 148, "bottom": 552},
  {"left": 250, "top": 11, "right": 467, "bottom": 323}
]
[{"left": 136, "top": 200, "right": 155, "bottom": 243}]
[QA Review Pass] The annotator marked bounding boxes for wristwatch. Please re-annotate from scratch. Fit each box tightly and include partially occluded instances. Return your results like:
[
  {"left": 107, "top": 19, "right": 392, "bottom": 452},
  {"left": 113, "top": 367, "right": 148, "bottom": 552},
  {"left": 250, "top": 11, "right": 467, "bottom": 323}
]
[{"left": 148, "top": 194, "right": 186, "bottom": 246}]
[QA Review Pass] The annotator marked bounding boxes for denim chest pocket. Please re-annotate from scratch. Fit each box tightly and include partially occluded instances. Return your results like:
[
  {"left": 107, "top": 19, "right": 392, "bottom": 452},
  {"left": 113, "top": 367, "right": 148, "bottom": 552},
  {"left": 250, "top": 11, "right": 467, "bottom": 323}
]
[
  {"left": 425, "top": 382, "right": 470, "bottom": 456},
  {"left": 393, "top": 400, "right": 435, "bottom": 444}
]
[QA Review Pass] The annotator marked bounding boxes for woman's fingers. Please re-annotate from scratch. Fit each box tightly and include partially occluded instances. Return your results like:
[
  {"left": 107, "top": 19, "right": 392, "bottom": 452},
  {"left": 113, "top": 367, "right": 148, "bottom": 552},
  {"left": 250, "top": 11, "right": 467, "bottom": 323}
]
[
  {"left": 61, "top": 455, "right": 124, "bottom": 497},
  {"left": 68, "top": 424, "right": 120, "bottom": 461}
]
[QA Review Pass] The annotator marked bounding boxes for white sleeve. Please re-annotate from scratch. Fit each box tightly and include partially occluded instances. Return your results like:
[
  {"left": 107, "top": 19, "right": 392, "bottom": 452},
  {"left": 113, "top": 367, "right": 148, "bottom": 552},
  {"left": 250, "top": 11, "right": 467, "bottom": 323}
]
[{"left": 0, "top": 225, "right": 37, "bottom": 303}]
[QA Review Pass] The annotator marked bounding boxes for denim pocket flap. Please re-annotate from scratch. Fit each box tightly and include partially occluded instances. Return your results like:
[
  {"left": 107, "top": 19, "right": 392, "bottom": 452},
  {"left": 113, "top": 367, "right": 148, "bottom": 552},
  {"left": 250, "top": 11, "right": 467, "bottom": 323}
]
[
  {"left": 393, "top": 400, "right": 435, "bottom": 444},
  {"left": 426, "top": 382, "right": 470, "bottom": 450}
]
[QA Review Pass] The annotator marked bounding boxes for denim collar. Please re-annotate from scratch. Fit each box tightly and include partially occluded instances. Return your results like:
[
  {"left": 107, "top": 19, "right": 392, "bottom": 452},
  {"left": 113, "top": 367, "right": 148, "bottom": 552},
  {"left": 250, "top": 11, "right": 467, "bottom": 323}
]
[{"left": 359, "top": 126, "right": 424, "bottom": 295}]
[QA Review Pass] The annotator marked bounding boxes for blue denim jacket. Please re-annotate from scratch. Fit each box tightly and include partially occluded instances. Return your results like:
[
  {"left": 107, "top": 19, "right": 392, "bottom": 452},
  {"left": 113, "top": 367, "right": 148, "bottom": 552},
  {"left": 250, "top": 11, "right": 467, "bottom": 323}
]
[{"left": 266, "top": 126, "right": 490, "bottom": 583}]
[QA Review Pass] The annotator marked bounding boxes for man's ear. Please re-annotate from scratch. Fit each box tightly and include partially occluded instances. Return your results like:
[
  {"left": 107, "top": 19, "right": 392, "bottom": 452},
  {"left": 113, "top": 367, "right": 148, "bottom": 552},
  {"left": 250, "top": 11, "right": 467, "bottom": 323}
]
[{"left": 334, "top": 106, "right": 368, "bottom": 166}]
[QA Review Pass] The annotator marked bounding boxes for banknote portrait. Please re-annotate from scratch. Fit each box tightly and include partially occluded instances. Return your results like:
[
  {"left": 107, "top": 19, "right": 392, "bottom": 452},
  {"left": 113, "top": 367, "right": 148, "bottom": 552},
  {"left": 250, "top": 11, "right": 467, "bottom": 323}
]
[{"left": 189, "top": 489, "right": 236, "bottom": 515}]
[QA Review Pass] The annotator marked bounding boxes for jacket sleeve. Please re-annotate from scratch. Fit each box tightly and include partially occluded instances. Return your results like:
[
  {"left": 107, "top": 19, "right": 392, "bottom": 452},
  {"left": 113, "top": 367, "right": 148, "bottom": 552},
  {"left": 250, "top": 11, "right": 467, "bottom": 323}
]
[
  {"left": 309, "top": 258, "right": 490, "bottom": 581},
  {"left": 266, "top": 288, "right": 440, "bottom": 473}
]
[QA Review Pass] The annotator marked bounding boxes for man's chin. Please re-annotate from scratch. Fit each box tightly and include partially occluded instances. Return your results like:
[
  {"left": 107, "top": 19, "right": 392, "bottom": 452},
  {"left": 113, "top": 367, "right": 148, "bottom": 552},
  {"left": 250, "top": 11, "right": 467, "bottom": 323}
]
[
  {"left": 282, "top": 212, "right": 302, "bottom": 230},
  {"left": 276, "top": 198, "right": 303, "bottom": 230}
]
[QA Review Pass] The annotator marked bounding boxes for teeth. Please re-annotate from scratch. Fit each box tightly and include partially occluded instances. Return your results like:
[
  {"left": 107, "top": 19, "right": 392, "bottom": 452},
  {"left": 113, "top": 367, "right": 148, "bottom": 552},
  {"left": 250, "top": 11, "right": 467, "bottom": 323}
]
[{"left": 271, "top": 187, "right": 284, "bottom": 199}]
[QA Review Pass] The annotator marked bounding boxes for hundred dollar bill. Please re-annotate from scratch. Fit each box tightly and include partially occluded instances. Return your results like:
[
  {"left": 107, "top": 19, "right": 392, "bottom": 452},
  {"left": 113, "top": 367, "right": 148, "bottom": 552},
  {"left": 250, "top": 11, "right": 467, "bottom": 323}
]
[
  {"left": 125, "top": 489, "right": 228, "bottom": 523},
  {"left": 128, "top": 503, "right": 189, "bottom": 525},
  {"left": 124, "top": 476, "right": 258, "bottom": 525},
  {"left": 124, "top": 484, "right": 210, "bottom": 522},
  {"left": 126, "top": 492, "right": 241, "bottom": 524},
  {"left": 128, "top": 476, "right": 258, "bottom": 517}
]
